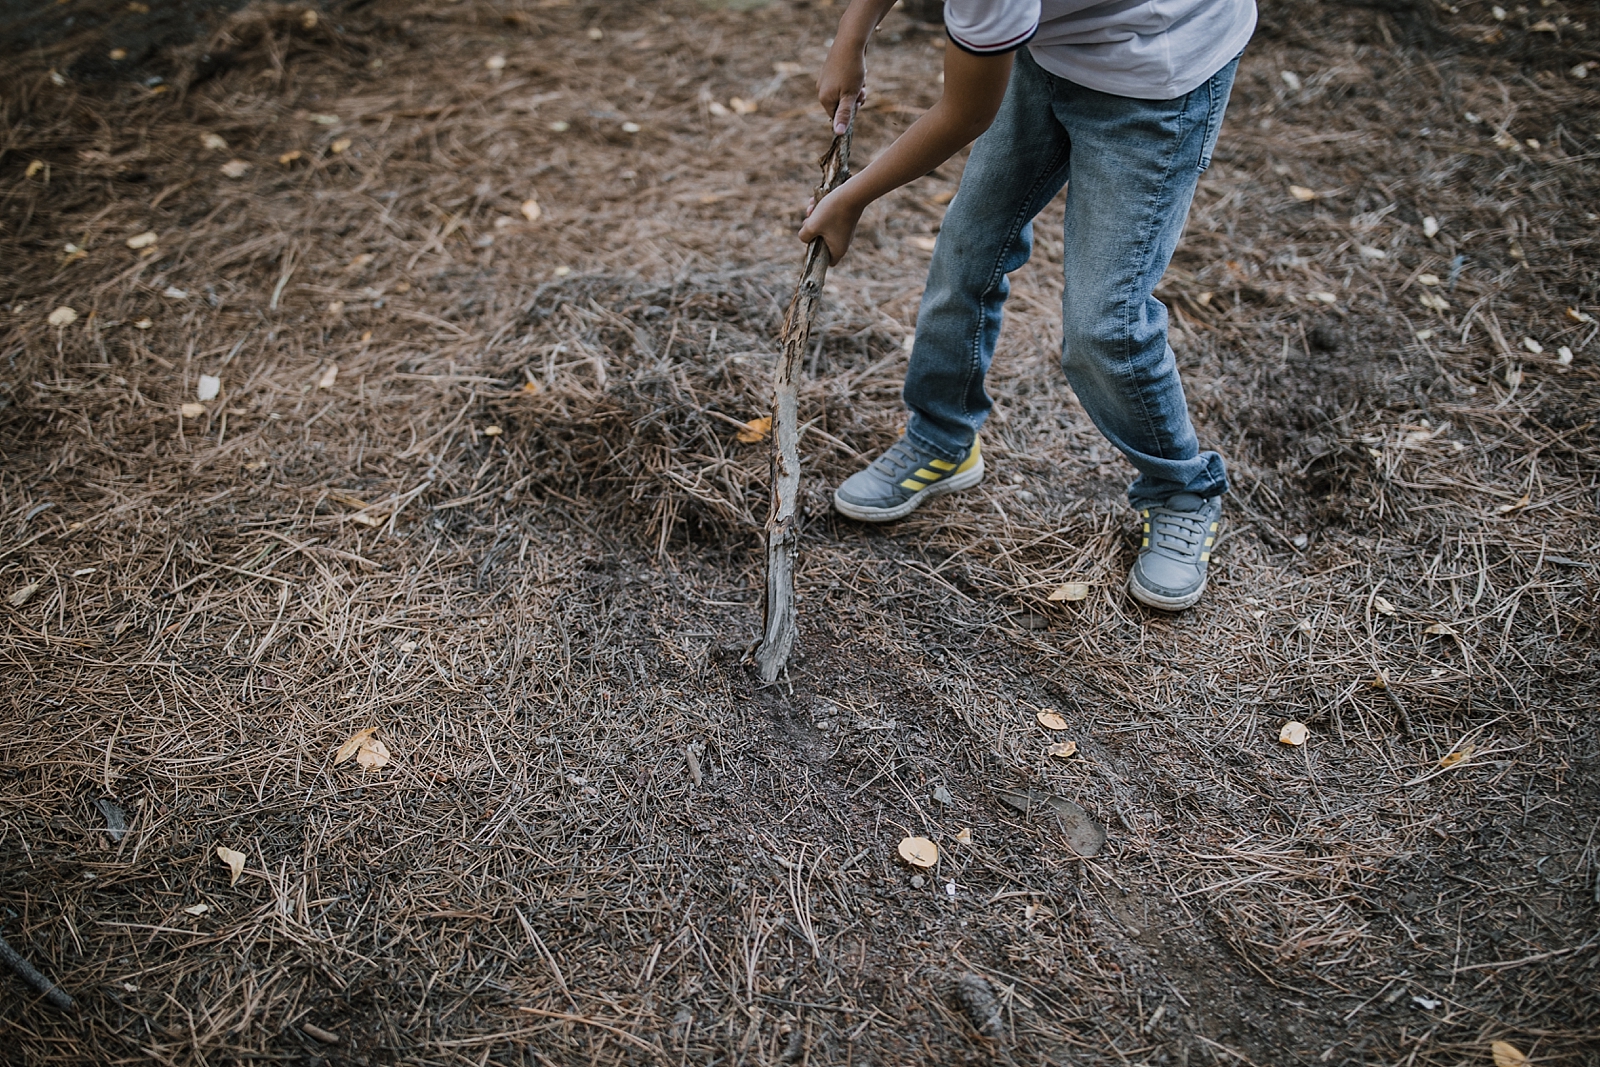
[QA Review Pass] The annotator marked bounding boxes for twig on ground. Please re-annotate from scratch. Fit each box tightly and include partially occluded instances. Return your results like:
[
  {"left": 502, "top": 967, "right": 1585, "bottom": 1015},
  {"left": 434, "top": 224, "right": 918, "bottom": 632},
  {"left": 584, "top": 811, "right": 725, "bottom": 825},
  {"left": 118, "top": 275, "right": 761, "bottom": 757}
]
[{"left": 0, "top": 934, "right": 74, "bottom": 1011}]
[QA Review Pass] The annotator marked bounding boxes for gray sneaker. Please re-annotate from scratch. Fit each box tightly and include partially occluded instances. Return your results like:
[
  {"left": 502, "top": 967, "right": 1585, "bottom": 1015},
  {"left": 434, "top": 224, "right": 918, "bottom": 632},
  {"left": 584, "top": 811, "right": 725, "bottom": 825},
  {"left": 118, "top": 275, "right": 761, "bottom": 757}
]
[
  {"left": 833, "top": 434, "right": 984, "bottom": 522},
  {"left": 1127, "top": 492, "right": 1222, "bottom": 611}
]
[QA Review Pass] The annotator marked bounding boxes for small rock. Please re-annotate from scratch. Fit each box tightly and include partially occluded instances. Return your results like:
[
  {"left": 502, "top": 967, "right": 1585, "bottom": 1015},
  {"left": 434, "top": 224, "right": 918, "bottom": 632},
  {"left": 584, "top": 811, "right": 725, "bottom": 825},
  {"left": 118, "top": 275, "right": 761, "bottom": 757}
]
[{"left": 951, "top": 972, "right": 1002, "bottom": 1035}]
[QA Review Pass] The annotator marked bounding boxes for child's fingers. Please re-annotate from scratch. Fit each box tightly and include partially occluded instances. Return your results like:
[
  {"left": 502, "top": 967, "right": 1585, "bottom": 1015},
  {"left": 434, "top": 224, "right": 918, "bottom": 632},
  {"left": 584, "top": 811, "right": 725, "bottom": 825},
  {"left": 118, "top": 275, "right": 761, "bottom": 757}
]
[
  {"left": 832, "top": 98, "right": 853, "bottom": 135},
  {"left": 832, "top": 87, "right": 866, "bottom": 134}
]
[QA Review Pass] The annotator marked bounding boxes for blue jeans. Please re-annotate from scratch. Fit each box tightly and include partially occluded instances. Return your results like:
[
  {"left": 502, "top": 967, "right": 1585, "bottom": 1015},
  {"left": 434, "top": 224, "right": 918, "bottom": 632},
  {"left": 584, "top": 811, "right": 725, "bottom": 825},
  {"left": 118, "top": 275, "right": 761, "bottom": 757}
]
[{"left": 904, "top": 48, "right": 1240, "bottom": 506}]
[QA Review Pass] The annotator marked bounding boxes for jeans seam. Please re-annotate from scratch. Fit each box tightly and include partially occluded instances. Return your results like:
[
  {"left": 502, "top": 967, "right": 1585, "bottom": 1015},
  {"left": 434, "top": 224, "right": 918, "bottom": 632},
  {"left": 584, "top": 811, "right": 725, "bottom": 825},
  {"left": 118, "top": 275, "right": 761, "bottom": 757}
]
[
  {"left": 1119, "top": 92, "right": 1197, "bottom": 465},
  {"left": 1198, "top": 71, "right": 1222, "bottom": 172},
  {"left": 962, "top": 140, "right": 1068, "bottom": 427}
]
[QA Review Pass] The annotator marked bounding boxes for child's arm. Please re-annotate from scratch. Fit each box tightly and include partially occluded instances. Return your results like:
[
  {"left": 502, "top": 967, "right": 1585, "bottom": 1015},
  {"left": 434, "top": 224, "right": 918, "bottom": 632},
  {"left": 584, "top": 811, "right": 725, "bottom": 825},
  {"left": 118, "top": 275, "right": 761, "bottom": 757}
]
[
  {"left": 800, "top": 4, "right": 1015, "bottom": 264},
  {"left": 816, "top": 0, "right": 897, "bottom": 135}
]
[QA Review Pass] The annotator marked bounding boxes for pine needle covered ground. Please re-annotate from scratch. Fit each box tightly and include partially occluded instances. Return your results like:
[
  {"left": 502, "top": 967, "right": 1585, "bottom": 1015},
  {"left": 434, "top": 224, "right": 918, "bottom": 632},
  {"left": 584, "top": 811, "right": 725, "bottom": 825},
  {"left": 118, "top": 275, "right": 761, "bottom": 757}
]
[{"left": 1, "top": 0, "right": 1597, "bottom": 1063}]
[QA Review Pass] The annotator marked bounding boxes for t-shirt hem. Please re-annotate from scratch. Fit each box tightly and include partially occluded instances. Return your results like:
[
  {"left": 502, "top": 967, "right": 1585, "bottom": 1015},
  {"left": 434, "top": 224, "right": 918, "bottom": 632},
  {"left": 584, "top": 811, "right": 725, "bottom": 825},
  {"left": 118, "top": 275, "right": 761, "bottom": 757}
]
[
  {"left": 946, "top": 23, "right": 1040, "bottom": 57},
  {"left": 1027, "top": 14, "right": 1255, "bottom": 100}
]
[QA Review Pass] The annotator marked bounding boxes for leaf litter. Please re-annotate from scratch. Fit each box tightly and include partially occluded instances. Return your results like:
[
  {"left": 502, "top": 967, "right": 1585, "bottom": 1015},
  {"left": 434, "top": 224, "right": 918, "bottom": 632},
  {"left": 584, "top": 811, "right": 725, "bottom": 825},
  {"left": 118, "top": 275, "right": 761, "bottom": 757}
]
[
  {"left": 3, "top": 1, "right": 1598, "bottom": 1064},
  {"left": 334, "top": 727, "right": 390, "bottom": 770},
  {"left": 215, "top": 846, "right": 246, "bottom": 886}
]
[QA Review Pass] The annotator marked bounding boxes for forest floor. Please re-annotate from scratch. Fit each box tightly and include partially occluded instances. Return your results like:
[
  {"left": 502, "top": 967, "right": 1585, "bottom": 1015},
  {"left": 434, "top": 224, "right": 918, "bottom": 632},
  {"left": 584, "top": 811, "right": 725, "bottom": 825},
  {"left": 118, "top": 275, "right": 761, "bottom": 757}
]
[{"left": 2, "top": 0, "right": 1598, "bottom": 1064}]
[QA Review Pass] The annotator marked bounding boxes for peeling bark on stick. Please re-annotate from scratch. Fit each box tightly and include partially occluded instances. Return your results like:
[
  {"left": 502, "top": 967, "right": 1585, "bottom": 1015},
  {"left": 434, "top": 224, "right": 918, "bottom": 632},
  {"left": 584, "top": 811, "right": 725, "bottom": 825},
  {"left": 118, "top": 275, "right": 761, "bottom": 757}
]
[{"left": 755, "top": 126, "right": 852, "bottom": 684}]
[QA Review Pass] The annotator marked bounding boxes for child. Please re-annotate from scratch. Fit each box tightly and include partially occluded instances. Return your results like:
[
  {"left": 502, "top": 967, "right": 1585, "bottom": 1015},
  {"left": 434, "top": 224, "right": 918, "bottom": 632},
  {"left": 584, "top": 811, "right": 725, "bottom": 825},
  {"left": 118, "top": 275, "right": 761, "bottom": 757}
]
[{"left": 799, "top": 0, "right": 1255, "bottom": 610}]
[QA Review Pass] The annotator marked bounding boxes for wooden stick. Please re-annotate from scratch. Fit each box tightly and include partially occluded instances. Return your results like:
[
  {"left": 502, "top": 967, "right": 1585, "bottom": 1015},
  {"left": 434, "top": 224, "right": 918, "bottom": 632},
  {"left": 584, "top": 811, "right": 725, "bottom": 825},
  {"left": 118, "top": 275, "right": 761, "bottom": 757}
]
[
  {"left": 755, "top": 123, "right": 854, "bottom": 684},
  {"left": 0, "top": 933, "right": 74, "bottom": 1011}
]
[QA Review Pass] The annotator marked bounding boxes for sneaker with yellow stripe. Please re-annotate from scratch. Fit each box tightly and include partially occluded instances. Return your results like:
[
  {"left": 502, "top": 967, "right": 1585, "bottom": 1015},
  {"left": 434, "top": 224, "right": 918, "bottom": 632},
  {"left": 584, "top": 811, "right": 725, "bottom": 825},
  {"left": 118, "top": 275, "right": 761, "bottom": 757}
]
[
  {"left": 833, "top": 434, "right": 984, "bottom": 522},
  {"left": 1127, "top": 492, "right": 1223, "bottom": 611}
]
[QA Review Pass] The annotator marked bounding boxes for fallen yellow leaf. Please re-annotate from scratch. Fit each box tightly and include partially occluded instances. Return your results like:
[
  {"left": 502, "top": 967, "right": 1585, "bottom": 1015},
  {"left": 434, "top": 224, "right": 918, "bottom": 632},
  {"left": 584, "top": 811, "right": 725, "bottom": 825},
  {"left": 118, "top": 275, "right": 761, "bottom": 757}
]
[
  {"left": 1048, "top": 740, "right": 1078, "bottom": 759},
  {"left": 355, "top": 736, "right": 391, "bottom": 771},
  {"left": 47, "top": 306, "right": 78, "bottom": 327},
  {"left": 1492, "top": 1041, "right": 1530, "bottom": 1067},
  {"left": 1495, "top": 494, "right": 1530, "bottom": 514},
  {"left": 1373, "top": 595, "right": 1397, "bottom": 616},
  {"left": 179, "top": 402, "right": 205, "bottom": 419},
  {"left": 1279, "top": 721, "right": 1309, "bottom": 746},
  {"left": 1048, "top": 582, "right": 1089, "bottom": 602},
  {"left": 954, "top": 827, "right": 971, "bottom": 844},
  {"left": 736, "top": 416, "right": 771, "bottom": 443},
  {"left": 331, "top": 138, "right": 352, "bottom": 154},
  {"left": 279, "top": 150, "right": 303, "bottom": 165},
  {"left": 318, "top": 365, "right": 339, "bottom": 389},
  {"left": 1289, "top": 185, "right": 1317, "bottom": 201},
  {"left": 25, "top": 160, "right": 44, "bottom": 178},
  {"left": 482, "top": 425, "right": 503, "bottom": 437},
  {"left": 9, "top": 582, "right": 40, "bottom": 607},
  {"left": 335, "top": 726, "right": 378, "bottom": 765},
  {"left": 897, "top": 836, "right": 938, "bottom": 868},
  {"left": 216, "top": 845, "right": 246, "bottom": 886},
  {"left": 1439, "top": 742, "right": 1475, "bottom": 768},
  {"left": 520, "top": 198, "right": 542, "bottom": 223},
  {"left": 1423, "top": 622, "right": 1457, "bottom": 636},
  {"left": 220, "top": 159, "right": 251, "bottom": 178},
  {"left": 1036, "top": 710, "right": 1068, "bottom": 731}
]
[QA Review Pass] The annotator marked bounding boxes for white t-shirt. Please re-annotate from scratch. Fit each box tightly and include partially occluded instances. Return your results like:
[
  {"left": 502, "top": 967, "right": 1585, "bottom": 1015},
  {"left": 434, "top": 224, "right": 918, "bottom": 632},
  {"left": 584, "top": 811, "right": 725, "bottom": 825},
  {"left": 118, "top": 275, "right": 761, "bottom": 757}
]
[{"left": 943, "top": 0, "right": 1257, "bottom": 100}]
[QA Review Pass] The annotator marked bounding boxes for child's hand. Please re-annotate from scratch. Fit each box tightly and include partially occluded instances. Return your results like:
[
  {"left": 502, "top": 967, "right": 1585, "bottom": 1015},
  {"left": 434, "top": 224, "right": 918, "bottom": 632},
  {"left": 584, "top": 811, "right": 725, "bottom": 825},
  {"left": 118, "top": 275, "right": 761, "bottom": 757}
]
[
  {"left": 798, "top": 183, "right": 865, "bottom": 265},
  {"left": 817, "top": 47, "right": 867, "bottom": 135}
]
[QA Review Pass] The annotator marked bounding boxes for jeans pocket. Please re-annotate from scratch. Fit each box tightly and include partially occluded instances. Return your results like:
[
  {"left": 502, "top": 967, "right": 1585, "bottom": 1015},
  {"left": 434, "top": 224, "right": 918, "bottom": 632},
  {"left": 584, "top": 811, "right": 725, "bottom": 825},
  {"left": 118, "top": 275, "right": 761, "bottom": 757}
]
[{"left": 1196, "top": 54, "right": 1242, "bottom": 172}]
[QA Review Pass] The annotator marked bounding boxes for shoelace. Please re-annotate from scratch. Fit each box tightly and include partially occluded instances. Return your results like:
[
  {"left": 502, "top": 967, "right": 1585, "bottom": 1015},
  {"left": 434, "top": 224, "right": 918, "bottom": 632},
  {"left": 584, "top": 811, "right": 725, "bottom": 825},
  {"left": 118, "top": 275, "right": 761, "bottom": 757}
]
[
  {"left": 871, "top": 438, "right": 921, "bottom": 479},
  {"left": 1150, "top": 508, "right": 1206, "bottom": 555}
]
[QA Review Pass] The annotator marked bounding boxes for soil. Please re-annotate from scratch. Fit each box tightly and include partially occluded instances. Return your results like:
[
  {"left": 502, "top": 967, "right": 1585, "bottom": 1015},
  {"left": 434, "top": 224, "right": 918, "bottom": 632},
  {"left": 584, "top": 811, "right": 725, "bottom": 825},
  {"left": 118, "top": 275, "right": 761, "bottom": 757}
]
[{"left": 1, "top": 0, "right": 1598, "bottom": 1065}]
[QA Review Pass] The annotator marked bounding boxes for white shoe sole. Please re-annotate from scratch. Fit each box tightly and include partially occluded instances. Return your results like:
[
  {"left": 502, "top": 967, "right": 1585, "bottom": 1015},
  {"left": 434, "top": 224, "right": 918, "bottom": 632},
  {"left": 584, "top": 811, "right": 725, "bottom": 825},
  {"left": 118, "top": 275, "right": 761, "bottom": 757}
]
[
  {"left": 1127, "top": 572, "right": 1206, "bottom": 612},
  {"left": 833, "top": 455, "right": 985, "bottom": 523}
]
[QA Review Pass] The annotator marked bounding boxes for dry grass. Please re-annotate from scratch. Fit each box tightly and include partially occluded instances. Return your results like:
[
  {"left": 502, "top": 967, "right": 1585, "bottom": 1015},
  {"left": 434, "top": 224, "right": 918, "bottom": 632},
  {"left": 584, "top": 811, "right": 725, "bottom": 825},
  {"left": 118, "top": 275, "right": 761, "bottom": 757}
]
[{"left": 1, "top": 0, "right": 1597, "bottom": 1064}]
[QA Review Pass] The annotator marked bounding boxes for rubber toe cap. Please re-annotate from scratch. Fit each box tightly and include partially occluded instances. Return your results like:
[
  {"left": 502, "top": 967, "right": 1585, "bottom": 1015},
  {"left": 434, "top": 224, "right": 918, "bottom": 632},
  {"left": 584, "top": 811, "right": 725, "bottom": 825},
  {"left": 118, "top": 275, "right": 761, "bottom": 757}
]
[
  {"left": 1132, "top": 553, "right": 1204, "bottom": 599},
  {"left": 835, "top": 468, "right": 902, "bottom": 509}
]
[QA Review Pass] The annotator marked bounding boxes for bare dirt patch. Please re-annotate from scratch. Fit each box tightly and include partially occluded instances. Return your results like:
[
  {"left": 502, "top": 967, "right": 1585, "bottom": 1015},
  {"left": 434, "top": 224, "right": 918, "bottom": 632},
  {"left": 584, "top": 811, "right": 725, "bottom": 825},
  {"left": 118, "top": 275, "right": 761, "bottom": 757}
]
[{"left": 2, "top": 1, "right": 1597, "bottom": 1064}]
